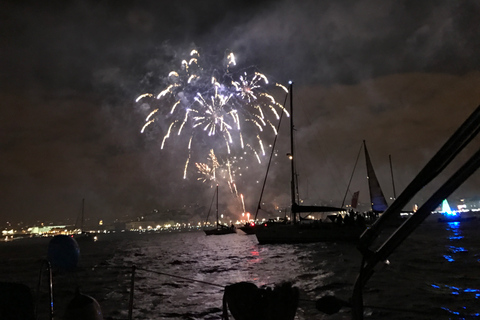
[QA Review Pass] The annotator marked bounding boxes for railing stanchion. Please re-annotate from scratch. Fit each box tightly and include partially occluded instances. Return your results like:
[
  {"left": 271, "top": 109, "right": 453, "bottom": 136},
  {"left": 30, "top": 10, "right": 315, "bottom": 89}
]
[{"left": 128, "top": 265, "right": 136, "bottom": 320}]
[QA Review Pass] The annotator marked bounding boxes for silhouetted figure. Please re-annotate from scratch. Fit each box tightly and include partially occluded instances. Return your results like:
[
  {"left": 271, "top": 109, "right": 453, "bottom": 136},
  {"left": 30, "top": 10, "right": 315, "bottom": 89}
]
[
  {"left": 336, "top": 215, "right": 343, "bottom": 225},
  {"left": 344, "top": 211, "right": 355, "bottom": 226},
  {"left": 356, "top": 214, "right": 366, "bottom": 228},
  {"left": 223, "top": 282, "right": 299, "bottom": 320}
]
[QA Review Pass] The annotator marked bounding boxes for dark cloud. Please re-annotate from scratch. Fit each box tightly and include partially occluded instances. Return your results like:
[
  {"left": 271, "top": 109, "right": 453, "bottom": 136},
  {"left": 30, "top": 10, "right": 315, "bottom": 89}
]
[
  {"left": 1, "top": 0, "right": 479, "bottom": 225},
  {"left": 229, "top": 0, "right": 480, "bottom": 83}
]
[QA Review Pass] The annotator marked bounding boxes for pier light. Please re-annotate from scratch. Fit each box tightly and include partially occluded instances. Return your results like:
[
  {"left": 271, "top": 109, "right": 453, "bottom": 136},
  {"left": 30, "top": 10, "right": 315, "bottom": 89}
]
[{"left": 286, "top": 153, "right": 293, "bottom": 160}]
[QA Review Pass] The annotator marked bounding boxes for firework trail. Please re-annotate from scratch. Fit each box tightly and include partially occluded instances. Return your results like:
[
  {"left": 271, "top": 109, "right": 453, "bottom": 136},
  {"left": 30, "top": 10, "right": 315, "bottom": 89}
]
[
  {"left": 196, "top": 149, "right": 219, "bottom": 183},
  {"left": 136, "top": 49, "right": 288, "bottom": 208}
]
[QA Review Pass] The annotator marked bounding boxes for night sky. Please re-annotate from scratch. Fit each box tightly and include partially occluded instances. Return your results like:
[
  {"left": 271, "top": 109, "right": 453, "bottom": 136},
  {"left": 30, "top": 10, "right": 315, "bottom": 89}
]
[{"left": 1, "top": 0, "right": 480, "bottom": 226}]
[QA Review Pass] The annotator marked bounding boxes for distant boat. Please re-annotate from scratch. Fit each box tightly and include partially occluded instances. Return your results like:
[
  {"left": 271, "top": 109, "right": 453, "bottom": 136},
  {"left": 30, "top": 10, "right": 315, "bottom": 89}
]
[
  {"left": 363, "top": 140, "right": 389, "bottom": 214},
  {"left": 74, "top": 198, "right": 97, "bottom": 242},
  {"left": 343, "top": 140, "right": 389, "bottom": 214},
  {"left": 437, "top": 199, "right": 477, "bottom": 222},
  {"left": 255, "top": 83, "right": 366, "bottom": 245},
  {"left": 204, "top": 185, "right": 236, "bottom": 236},
  {"left": 238, "top": 222, "right": 257, "bottom": 235},
  {"left": 344, "top": 141, "right": 410, "bottom": 227}
]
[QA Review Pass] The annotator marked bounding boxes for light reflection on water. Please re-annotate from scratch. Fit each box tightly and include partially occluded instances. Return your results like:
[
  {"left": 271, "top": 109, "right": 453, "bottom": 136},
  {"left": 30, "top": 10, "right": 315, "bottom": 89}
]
[
  {"left": 429, "top": 220, "right": 480, "bottom": 318},
  {"left": 446, "top": 221, "right": 464, "bottom": 240},
  {"left": 441, "top": 307, "right": 480, "bottom": 318},
  {"left": 0, "top": 219, "right": 479, "bottom": 320},
  {"left": 444, "top": 221, "right": 467, "bottom": 262},
  {"left": 101, "top": 232, "right": 361, "bottom": 319},
  {"left": 362, "top": 218, "right": 480, "bottom": 320}
]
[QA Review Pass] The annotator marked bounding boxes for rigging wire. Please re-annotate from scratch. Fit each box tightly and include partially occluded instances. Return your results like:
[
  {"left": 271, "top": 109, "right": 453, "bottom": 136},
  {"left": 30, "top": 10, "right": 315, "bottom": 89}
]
[
  {"left": 99, "top": 264, "right": 451, "bottom": 318},
  {"left": 341, "top": 142, "right": 363, "bottom": 207},
  {"left": 253, "top": 89, "right": 289, "bottom": 221},
  {"left": 204, "top": 186, "right": 217, "bottom": 225}
]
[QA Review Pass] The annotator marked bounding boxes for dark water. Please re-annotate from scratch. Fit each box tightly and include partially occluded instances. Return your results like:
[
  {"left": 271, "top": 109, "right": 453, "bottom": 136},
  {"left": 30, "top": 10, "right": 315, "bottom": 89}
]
[{"left": 0, "top": 216, "right": 479, "bottom": 320}]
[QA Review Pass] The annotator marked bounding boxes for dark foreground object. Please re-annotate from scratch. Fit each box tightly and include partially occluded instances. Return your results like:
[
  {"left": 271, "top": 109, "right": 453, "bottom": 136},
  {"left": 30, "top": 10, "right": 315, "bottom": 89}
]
[
  {"left": 0, "top": 282, "right": 35, "bottom": 320},
  {"left": 223, "top": 281, "right": 299, "bottom": 320}
]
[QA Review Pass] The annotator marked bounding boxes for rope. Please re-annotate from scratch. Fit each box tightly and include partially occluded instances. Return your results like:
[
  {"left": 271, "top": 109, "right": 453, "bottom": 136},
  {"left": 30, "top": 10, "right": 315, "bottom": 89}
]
[
  {"left": 92, "top": 264, "right": 452, "bottom": 317},
  {"left": 135, "top": 266, "right": 225, "bottom": 288},
  {"left": 93, "top": 264, "right": 226, "bottom": 288}
]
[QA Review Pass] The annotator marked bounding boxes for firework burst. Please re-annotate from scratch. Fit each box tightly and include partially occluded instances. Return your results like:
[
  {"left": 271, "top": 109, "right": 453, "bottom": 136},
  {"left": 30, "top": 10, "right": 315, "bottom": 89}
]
[{"left": 136, "top": 49, "right": 288, "bottom": 199}]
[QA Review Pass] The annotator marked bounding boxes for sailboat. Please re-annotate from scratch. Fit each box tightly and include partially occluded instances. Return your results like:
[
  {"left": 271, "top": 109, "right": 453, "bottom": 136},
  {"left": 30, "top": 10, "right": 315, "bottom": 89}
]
[
  {"left": 74, "top": 198, "right": 97, "bottom": 242},
  {"left": 204, "top": 185, "right": 236, "bottom": 236},
  {"left": 255, "top": 83, "right": 366, "bottom": 244},
  {"left": 344, "top": 141, "right": 388, "bottom": 215},
  {"left": 364, "top": 140, "right": 389, "bottom": 214},
  {"left": 343, "top": 140, "right": 412, "bottom": 227}
]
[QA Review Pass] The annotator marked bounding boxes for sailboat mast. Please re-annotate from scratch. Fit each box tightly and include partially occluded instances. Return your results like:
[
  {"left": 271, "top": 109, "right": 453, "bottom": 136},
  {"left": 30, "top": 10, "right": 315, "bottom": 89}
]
[
  {"left": 81, "top": 198, "right": 85, "bottom": 231},
  {"left": 341, "top": 143, "right": 363, "bottom": 208},
  {"left": 289, "top": 82, "right": 297, "bottom": 223},
  {"left": 216, "top": 185, "right": 219, "bottom": 228},
  {"left": 389, "top": 154, "right": 397, "bottom": 200}
]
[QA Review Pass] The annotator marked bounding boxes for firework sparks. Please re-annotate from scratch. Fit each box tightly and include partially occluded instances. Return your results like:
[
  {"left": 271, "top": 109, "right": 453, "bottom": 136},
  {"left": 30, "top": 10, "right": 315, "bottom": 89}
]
[
  {"left": 136, "top": 93, "right": 153, "bottom": 103},
  {"left": 227, "top": 52, "right": 236, "bottom": 67},
  {"left": 146, "top": 109, "right": 158, "bottom": 122},
  {"left": 276, "top": 83, "right": 288, "bottom": 93},
  {"left": 196, "top": 149, "right": 219, "bottom": 183},
  {"left": 183, "top": 154, "right": 190, "bottom": 180},
  {"left": 240, "top": 194, "right": 246, "bottom": 214},
  {"left": 136, "top": 48, "right": 289, "bottom": 209},
  {"left": 141, "top": 119, "right": 155, "bottom": 133},
  {"left": 196, "top": 162, "right": 215, "bottom": 182}
]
